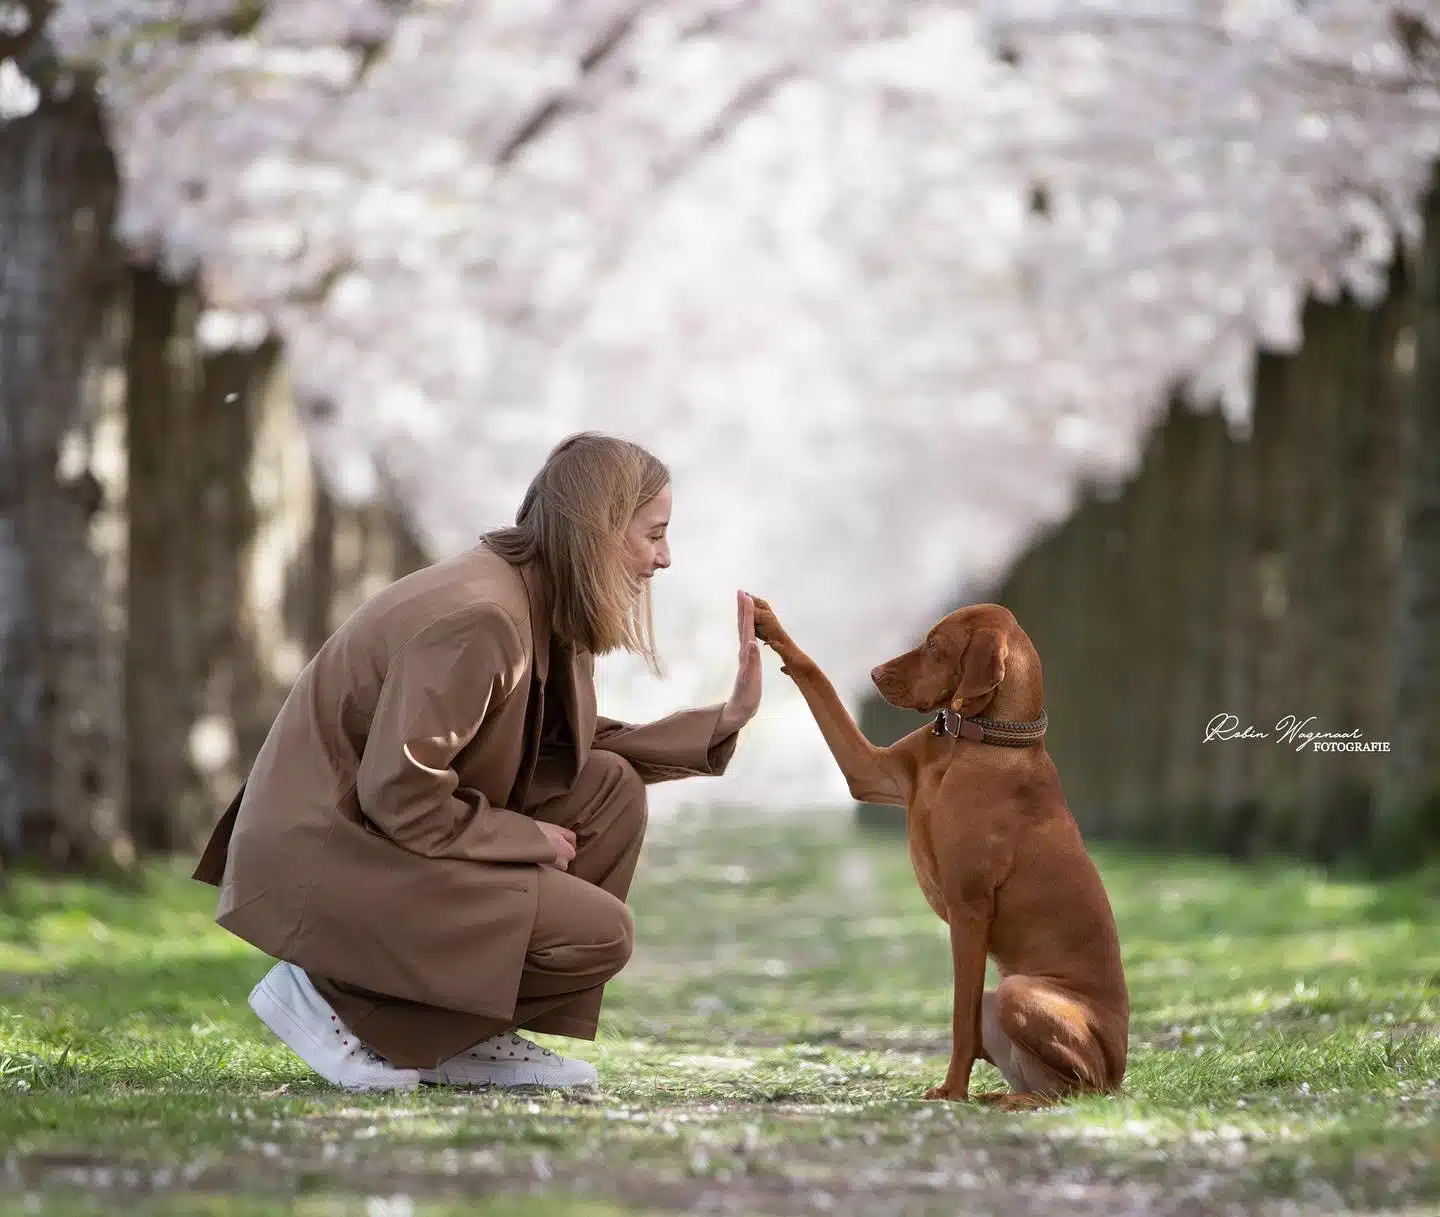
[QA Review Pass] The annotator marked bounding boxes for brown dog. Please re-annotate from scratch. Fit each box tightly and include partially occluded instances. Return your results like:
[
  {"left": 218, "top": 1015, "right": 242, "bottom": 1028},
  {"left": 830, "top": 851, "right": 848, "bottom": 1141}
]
[{"left": 750, "top": 597, "right": 1128, "bottom": 1108}]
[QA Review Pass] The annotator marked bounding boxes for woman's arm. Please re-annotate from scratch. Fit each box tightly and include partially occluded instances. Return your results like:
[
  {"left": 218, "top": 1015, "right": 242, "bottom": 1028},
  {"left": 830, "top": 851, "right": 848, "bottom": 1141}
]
[
  {"left": 357, "top": 604, "right": 558, "bottom": 864},
  {"left": 592, "top": 705, "right": 740, "bottom": 783}
]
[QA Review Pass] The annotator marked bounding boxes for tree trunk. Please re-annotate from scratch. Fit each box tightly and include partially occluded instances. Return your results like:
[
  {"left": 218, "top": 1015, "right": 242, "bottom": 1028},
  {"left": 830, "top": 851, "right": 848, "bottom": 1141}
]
[
  {"left": 1081, "top": 486, "right": 1130, "bottom": 837},
  {"left": 1304, "top": 263, "right": 1410, "bottom": 863},
  {"left": 124, "top": 267, "right": 194, "bottom": 854},
  {"left": 1140, "top": 400, "right": 1191, "bottom": 845},
  {"left": 1065, "top": 487, "right": 1115, "bottom": 831},
  {"left": 1245, "top": 343, "right": 1309, "bottom": 856},
  {"left": 1029, "top": 505, "right": 1088, "bottom": 823},
  {"left": 1287, "top": 298, "right": 1348, "bottom": 860},
  {"left": 1107, "top": 425, "right": 1169, "bottom": 837},
  {"left": 1212, "top": 396, "right": 1260, "bottom": 853},
  {"left": 0, "top": 77, "right": 128, "bottom": 873},
  {"left": 187, "top": 340, "right": 284, "bottom": 832},
  {"left": 1160, "top": 404, "right": 1230, "bottom": 848},
  {"left": 1374, "top": 179, "right": 1440, "bottom": 869}
]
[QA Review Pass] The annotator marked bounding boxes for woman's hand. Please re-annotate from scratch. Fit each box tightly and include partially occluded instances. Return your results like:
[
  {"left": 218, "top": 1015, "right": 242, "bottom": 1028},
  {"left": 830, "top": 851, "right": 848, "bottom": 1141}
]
[
  {"left": 537, "top": 822, "right": 577, "bottom": 870},
  {"left": 716, "top": 590, "right": 763, "bottom": 738}
]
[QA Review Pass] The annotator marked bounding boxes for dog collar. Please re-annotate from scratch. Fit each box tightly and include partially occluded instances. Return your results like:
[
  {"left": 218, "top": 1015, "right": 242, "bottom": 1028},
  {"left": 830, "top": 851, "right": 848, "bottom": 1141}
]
[{"left": 932, "top": 707, "right": 1048, "bottom": 746}]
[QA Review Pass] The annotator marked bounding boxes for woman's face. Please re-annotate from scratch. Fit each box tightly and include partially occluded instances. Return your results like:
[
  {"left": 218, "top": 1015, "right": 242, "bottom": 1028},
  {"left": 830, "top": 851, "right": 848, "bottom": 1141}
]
[{"left": 624, "top": 484, "right": 672, "bottom": 583}]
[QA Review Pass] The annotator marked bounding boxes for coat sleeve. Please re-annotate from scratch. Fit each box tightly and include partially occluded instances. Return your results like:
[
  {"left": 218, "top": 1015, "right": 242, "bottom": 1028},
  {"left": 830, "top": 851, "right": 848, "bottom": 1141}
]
[
  {"left": 592, "top": 704, "right": 741, "bottom": 784},
  {"left": 356, "top": 604, "right": 558, "bottom": 865}
]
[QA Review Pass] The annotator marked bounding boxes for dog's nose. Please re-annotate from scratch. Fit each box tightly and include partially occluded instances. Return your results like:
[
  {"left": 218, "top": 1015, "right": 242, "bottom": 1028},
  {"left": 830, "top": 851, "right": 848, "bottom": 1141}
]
[{"left": 870, "top": 666, "right": 884, "bottom": 683}]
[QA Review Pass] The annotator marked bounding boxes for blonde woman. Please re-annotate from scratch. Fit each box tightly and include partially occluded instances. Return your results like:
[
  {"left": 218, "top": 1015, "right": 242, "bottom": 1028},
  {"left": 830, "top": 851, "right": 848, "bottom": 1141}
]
[{"left": 193, "top": 433, "right": 763, "bottom": 1091}]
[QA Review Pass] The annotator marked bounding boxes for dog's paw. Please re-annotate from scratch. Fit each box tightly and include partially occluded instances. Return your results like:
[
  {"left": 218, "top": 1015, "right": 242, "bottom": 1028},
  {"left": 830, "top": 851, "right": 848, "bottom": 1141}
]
[
  {"left": 749, "top": 596, "right": 782, "bottom": 638},
  {"left": 921, "top": 1084, "right": 967, "bottom": 1102},
  {"left": 749, "top": 596, "right": 812, "bottom": 675}
]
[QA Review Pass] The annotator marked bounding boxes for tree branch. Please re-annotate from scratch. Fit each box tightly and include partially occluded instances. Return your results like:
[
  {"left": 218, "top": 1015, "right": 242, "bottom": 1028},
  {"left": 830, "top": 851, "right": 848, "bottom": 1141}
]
[{"left": 493, "top": 1, "right": 655, "bottom": 168}]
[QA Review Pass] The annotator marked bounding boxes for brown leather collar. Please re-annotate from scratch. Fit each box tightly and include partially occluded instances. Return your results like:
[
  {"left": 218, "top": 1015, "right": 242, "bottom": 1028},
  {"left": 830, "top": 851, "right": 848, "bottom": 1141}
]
[{"left": 933, "top": 707, "right": 1048, "bottom": 746}]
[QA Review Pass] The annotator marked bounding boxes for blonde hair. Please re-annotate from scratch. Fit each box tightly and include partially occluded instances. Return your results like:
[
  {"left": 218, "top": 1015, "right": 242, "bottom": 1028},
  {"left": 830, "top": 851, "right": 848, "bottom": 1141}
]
[{"left": 481, "top": 432, "right": 670, "bottom": 673}]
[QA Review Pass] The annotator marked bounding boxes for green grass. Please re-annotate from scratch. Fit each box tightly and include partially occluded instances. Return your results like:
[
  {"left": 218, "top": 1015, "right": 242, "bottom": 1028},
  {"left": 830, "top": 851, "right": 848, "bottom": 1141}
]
[{"left": 1, "top": 807, "right": 1437, "bottom": 1216}]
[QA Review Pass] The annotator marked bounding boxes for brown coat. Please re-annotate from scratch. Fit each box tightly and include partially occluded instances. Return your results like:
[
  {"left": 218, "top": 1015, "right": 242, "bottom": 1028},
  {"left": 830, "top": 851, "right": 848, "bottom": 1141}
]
[{"left": 193, "top": 546, "right": 737, "bottom": 1022}]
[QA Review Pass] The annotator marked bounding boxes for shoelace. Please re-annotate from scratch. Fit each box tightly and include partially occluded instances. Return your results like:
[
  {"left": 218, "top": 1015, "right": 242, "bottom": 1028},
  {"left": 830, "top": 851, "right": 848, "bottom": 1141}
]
[
  {"left": 470, "top": 1032, "right": 555, "bottom": 1061},
  {"left": 353, "top": 1043, "right": 391, "bottom": 1066},
  {"left": 328, "top": 1013, "right": 396, "bottom": 1068}
]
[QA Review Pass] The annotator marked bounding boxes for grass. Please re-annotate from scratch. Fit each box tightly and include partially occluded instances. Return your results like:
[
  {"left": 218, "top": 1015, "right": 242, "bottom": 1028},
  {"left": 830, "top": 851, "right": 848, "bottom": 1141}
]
[{"left": 1, "top": 806, "right": 1437, "bottom": 1216}]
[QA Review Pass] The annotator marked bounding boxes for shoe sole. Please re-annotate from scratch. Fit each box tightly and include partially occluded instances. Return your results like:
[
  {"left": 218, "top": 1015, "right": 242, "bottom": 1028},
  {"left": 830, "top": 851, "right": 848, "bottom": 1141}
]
[
  {"left": 249, "top": 973, "right": 419, "bottom": 1093},
  {"left": 416, "top": 1064, "right": 598, "bottom": 1089}
]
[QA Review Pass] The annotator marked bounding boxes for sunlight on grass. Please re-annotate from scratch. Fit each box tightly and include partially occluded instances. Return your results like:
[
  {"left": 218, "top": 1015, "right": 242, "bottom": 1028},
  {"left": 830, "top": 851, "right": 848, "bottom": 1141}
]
[{"left": 1, "top": 807, "right": 1436, "bottom": 1215}]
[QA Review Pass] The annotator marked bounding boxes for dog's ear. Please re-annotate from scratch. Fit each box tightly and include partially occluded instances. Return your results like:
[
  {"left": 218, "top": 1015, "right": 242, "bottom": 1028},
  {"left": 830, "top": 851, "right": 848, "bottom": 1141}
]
[{"left": 950, "top": 628, "right": 1008, "bottom": 712}]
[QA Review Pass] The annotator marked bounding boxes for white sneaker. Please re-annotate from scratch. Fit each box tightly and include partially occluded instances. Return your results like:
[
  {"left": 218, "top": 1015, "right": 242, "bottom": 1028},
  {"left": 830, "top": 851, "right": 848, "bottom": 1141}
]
[
  {"left": 417, "top": 1031, "right": 599, "bottom": 1089},
  {"left": 248, "top": 961, "right": 419, "bottom": 1092}
]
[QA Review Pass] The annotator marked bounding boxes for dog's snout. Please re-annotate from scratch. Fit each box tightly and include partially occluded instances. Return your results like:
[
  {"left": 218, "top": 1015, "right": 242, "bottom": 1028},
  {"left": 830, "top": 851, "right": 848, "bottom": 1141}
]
[{"left": 870, "top": 665, "right": 884, "bottom": 684}]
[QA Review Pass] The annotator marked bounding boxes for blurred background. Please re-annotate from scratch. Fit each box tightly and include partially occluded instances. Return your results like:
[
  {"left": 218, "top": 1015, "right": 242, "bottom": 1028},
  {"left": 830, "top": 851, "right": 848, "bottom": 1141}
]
[{"left": 2, "top": 0, "right": 1438, "bottom": 880}]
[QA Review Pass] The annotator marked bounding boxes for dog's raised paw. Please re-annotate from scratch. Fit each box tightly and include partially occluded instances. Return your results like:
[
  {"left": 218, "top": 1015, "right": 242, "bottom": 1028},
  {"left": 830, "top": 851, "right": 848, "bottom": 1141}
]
[{"left": 750, "top": 598, "right": 787, "bottom": 641}]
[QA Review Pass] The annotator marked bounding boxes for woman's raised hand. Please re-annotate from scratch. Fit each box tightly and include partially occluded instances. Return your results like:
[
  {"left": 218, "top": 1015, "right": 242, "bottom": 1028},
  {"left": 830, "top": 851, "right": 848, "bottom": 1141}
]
[{"left": 717, "top": 590, "right": 763, "bottom": 738}]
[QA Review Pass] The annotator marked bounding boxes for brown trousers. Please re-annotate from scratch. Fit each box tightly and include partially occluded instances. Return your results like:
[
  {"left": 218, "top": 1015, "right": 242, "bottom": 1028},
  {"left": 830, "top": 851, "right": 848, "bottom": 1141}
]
[{"left": 309, "top": 749, "right": 648, "bottom": 1069}]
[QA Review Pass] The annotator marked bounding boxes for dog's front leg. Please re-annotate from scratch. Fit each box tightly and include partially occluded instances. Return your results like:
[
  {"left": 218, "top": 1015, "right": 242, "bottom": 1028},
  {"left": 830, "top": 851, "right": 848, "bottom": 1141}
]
[
  {"left": 750, "top": 596, "right": 905, "bottom": 806},
  {"left": 785, "top": 657, "right": 907, "bottom": 805},
  {"left": 923, "top": 908, "right": 990, "bottom": 1102}
]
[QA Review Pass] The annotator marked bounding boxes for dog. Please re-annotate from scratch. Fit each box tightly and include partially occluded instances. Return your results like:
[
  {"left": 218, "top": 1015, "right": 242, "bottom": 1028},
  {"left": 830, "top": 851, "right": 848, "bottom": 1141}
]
[{"left": 749, "top": 597, "right": 1128, "bottom": 1108}]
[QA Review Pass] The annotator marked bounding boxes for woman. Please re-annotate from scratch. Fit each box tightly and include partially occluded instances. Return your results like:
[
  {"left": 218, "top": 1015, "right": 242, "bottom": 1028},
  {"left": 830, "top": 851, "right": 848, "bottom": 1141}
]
[{"left": 193, "top": 433, "right": 763, "bottom": 1092}]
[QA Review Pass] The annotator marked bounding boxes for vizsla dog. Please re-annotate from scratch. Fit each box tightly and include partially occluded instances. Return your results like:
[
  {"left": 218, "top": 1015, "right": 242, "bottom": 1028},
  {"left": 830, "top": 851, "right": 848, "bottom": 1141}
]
[{"left": 750, "top": 597, "right": 1128, "bottom": 1108}]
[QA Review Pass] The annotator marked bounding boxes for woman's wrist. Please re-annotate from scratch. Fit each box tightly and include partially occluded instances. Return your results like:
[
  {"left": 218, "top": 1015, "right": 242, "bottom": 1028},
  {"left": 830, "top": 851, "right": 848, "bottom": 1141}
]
[{"left": 713, "top": 703, "right": 744, "bottom": 741}]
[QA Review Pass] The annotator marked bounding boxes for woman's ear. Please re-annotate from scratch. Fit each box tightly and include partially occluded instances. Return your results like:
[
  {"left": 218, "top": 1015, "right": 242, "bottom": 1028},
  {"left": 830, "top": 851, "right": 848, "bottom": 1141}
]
[{"left": 949, "top": 629, "right": 1008, "bottom": 713}]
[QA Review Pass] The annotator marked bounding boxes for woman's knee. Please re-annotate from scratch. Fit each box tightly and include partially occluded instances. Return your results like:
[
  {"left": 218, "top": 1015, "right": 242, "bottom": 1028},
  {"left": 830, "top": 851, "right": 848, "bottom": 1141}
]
[
  {"left": 571, "top": 892, "right": 634, "bottom": 978},
  {"left": 533, "top": 870, "right": 635, "bottom": 969},
  {"left": 592, "top": 885, "right": 635, "bottom": 953},
  {"left": 612, "top": 898, "right": 636, "bottom": 965}
]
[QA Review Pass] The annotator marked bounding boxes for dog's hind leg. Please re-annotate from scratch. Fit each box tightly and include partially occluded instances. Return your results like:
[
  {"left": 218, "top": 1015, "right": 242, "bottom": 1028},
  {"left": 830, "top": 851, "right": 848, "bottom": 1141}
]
[{"left": 977, "top": 977, "right": 1111, "bottom": 1100}]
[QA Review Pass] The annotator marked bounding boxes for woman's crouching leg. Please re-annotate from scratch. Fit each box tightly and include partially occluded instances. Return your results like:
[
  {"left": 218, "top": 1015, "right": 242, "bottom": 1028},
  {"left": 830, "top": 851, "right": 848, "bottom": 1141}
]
[
  {"left": 514, "top": 864, "right": 635, "bottom": 1039},
  {"left": 307, "top": 864, "right": 634, "bottom": 1066}
]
